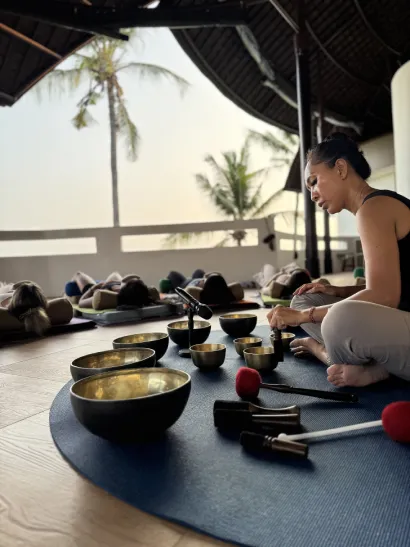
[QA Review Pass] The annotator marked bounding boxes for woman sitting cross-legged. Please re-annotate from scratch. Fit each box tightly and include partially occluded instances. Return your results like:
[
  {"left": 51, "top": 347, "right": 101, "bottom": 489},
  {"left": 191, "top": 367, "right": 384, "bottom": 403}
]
[{"left": 268, "top": 132, "right": 410, "bottom": 388}]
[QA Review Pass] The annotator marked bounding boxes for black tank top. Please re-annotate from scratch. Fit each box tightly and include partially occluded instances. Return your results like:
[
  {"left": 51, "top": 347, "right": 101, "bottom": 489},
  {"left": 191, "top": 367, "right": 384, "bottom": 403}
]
[{"left": 362, "top": 190, "right": 410, "bottom": 311}]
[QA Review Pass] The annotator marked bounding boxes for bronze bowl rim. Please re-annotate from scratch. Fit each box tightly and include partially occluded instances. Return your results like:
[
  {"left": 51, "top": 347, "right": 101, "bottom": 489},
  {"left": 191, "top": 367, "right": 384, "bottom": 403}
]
[
  {"left": 233, "top": 336, "right": 263, "bottom": 344},
  {"left": 190, "top": 343, "right": 226, "bottom": 352},
  {"left": 243, "top": 345, "right": 275, "bottom": 355},
  {"left": 71, "top": 347, "right": 156, "bottom": 371},
  {"left": 70, "top": 367, "right": 191, "bottom": 403},
  {"left": 112, "top": 332, "right": 169, "bottom": 344},
  {"left": 219, "top": 313, "right": 257, "bottom": 321},
  {"left": 167, "top": 320, "right": 211, "bottom": 330},
  {"left": 269, "top": 332, "right": 296, "bottom": 340}
]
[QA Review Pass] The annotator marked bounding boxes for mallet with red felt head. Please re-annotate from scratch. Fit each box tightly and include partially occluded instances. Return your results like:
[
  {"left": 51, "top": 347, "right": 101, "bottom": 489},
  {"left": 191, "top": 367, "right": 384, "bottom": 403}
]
[
  {"left": 277, "top": 401, "right": 410, "bottom": 444},
  {"left": 236, "top": 367, "right": 359, "bottom": 403}
]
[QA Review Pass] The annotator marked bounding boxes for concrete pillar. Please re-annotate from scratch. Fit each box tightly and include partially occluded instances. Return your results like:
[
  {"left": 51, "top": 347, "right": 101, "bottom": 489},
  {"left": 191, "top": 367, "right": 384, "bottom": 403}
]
[{"left": 392, "top": 61, "right": 410, "bottom": 198}]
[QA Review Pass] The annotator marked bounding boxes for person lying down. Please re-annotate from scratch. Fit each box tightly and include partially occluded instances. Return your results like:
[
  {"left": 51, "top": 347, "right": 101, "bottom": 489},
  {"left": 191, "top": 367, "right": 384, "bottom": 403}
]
[
  {"left": 0, "top": 281, "right": 73, "bottom": 335},
  {"left": 65, "top": 271, "right": 160, "bottom": 310}
]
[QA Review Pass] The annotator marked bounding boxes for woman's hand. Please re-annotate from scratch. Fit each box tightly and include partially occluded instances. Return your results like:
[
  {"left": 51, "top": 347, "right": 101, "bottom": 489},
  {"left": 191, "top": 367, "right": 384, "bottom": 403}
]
[
  {"left": 267, "top": 305, "right": 307, "bottom": 329},
  {"left": 293, "top": 282, "right": 341, "bottom": 297}
]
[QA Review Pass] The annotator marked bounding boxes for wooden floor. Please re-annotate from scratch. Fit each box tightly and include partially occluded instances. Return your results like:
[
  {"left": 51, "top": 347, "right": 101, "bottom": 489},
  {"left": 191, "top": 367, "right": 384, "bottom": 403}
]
[{"left": 0, "top": 273, "right": 352, "bottom": 547}]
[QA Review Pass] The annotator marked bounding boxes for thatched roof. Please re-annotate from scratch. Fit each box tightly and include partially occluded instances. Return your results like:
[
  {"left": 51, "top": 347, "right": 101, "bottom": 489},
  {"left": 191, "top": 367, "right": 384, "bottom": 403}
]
[{"left": 2, "top": 0, "right": 407, "bottom": 149}]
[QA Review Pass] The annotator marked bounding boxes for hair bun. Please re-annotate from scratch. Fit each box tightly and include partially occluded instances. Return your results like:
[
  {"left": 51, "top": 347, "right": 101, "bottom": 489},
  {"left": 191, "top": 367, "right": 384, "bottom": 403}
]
[{"left": 328, "top": 132, "right": 360, "bottom": 150}]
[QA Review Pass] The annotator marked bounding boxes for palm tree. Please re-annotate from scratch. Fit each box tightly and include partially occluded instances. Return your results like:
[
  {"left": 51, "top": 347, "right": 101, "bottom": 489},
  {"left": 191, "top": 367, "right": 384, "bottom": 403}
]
[
  {"left": 247, "top": 128, "right": 300, "bottom": 258},
  {"left": 39, "top": 30, "right": 189, "bottom": 226},
  {"left": 164, "top": 138, "right": 283, "bottom": 248}
]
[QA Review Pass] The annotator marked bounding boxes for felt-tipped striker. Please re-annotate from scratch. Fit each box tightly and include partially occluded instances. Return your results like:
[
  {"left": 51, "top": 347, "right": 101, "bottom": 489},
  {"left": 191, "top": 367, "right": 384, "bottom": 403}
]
[
  {"left": 277, "top": 401, "right": 410, "bottom": 444},
  {"left": 235, "top": 367, "right": 358, "bottom": 403}
]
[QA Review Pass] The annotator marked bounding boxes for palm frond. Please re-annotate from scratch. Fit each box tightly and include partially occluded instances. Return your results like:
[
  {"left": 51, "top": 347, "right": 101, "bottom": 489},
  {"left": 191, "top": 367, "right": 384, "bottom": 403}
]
[
  {"left": 161, "top": 231, "right": 215, "bottom": 249},
  {"left": 249, "top": 187, "right": 284, "bottom": 219},
  {"left": 280, "top": 130, "right": 298, "bottom": 146},
  {"left": 71, "top": 106, "right": 97, "bottom": 129},
  {"left": 118, "top": 62, "right": 189, "bottom": 96},
  {"left": 35, "top": 67, "right": 90, "bottom": 102},
  {"left": 203, "top": 155, "right": 232, "bottom": 191},
  {"left": 195, "top": 174, "right": 237, "bottom": 218},
  {"left": 247, "top": 129, "right": 296, "bottom": 161},
  {"left": 115, "top": 90, "right": 140, "bottom": 161}
]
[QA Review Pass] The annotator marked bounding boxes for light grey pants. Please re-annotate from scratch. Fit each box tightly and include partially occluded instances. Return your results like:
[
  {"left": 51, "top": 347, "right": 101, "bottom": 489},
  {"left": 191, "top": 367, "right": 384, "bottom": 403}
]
[{"left": 291, "top": 292, "right": 410, "bottom": 381}]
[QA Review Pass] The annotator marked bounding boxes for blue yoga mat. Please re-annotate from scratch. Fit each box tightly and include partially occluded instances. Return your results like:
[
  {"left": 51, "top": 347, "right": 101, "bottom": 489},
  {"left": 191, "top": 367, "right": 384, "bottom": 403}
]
[{"left": 50, "top": 326, "right": 410, "bottom": 547}]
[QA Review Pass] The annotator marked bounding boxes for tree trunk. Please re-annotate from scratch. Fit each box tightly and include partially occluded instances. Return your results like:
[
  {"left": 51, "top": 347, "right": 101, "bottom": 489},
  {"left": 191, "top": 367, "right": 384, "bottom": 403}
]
[
  {"left": 293, "top": 192, "right": 299, "bottom": 259},
  {"left": 107, "top": 79, "right": 119, "bottom": 227}
]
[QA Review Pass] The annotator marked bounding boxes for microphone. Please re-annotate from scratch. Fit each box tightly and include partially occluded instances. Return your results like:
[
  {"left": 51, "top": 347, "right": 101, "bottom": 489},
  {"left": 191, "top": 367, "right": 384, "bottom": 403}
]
[{"left": 175, "top": 287, "right": 213, "bottom": 320}]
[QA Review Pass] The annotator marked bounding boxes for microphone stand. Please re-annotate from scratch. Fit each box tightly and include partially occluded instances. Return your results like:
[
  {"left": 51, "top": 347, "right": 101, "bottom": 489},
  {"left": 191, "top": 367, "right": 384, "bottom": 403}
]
[
  {"left": 179, "top": 306, "right": 194, "bottom": 358},
  {"left": 175, "top": 287, "right": 213, "bottom": 358}
]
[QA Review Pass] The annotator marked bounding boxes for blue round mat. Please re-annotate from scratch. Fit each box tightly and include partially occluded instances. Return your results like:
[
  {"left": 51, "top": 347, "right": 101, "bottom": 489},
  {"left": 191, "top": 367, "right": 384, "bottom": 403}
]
[{"left": 50, "top": 326, "right": 410, "bottom": 547}]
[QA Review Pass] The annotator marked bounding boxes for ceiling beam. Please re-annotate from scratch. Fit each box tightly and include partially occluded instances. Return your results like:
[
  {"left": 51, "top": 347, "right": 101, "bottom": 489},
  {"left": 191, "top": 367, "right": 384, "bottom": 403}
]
[
  {"left": 236, "top": 25, "right": 362, "bottom": 134},
  {"left": 267, "top": 0, "right": 298, "bottom": 32},
  {"left": 0, "top": 90, "right": 16, "bottom": 105},
  {"left": 0, "top": 1, "right": 248, "bottom": 35},
  {"left": 267, "top": 0, "right": 381, "bottom": 87},
  {"left": 0, "top": 23, "right": 62, "bottom": 59},
  {"left": 352, "top": 0, "right": 401, "bottom": 56}
]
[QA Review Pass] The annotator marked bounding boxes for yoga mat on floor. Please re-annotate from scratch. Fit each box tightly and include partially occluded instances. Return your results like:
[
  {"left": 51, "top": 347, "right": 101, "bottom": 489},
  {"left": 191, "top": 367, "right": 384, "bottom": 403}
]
[
  {"left": 0, "top": 317, "right": 96, "bottom": 342},
  {"left": 260, "top": 294, "right": 292, "bottom": 307},
  {"left": 73, "top": 303, "right": 184, "bottom": 326},
  {"left": 208, "top": 299, "right": 260, "bottom": 311},
  {"left": 160, "top": 295, "right": 260, "bottom": 311},
  {"left": 50, "top": 325, "right": 410, "bottom": 547}
]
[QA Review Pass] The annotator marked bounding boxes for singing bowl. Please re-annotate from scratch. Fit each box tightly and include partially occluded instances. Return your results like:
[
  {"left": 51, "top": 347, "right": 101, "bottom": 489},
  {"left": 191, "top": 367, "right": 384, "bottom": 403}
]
[
  {"left": 219, "top": 313, "right": 257, "bottom": 338},
  {"left": 190, "top": 343, "right": 226, "bottom": 370},
  {"left": 167, "top": 320, "right": 211, "bottom": 348},
  {"left": 112, "top": 332, "right": 169, "bottom": 360},
  {"left": 71, "top": 348, "right": 156, "bottom": 382},
  {"left": 244, "top": 346, "right": 279, "bottom": 372},
  {"left": 269, "top": 332, "right": 296, "bottom": 351},
  {"left": 70, "top": 368, "right": 191, "bottom": 442},
  {"left": 234, "top": 337, "right": 263, "bottom": 357}
]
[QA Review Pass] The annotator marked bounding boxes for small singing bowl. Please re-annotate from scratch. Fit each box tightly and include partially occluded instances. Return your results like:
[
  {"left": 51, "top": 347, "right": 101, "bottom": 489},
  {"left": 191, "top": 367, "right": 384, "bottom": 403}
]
[
  {"left": 219, "top": 313, "right": 257, "bottom": 338},
  {"left": 234, "top": 337, "right": 263, "bottom": 357},
  {"left": 269, "top": 332, "right": 296, "bottom": 351},
  {"left": 112, "top": 332, "right": 169, "bottom": 360},
  {"left": 244, "top": 346, "right": 279, "bottom": 373},
  {"left": 71, "top": 348, "right": 156, "bottom": 382},
  {"left": 167, "top": 320, "right": 211, "bottom": 348},
  {"left": 70, "top": 368, "right": 191, "bottom": 442},
  {"left": 190, "top": 343, "right": 226, "bottom": 370}
]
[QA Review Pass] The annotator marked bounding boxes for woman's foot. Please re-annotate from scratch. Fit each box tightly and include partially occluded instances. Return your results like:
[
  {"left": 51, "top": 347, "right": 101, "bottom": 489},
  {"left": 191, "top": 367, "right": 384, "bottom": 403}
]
[
  {"left": 290, "top": 337, "right": 329, "bottom": 365},
  {"left": 327, "top": 363, "right": 389, "bottom": 387}
]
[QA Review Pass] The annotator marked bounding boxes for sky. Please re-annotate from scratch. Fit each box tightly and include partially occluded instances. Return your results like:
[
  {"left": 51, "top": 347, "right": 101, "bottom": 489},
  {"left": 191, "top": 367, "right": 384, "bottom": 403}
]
[{"left": 0, "top": 28, "right": 300, "bottom": 233}]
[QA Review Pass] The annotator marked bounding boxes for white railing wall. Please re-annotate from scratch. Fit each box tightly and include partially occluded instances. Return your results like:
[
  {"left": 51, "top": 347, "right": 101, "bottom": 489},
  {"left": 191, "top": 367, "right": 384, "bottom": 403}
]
[{"left": 0, "top": 219, "right": 357, "bottom": 297}]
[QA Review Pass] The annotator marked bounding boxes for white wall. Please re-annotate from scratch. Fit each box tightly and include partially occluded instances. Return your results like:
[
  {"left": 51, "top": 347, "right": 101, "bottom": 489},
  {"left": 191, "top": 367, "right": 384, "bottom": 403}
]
[
  {"left": 0, "top": 219, "right": 354, "bottom": 296},
  {"left": 392, "top": 61, "right": 410, "bottom": 198}
]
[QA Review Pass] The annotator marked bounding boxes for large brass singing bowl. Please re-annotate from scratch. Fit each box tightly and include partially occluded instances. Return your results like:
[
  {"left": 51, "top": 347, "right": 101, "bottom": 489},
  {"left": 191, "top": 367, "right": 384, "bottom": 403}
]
[
  {"left": 234, "top": 337, "right": 263, "bottom": 357},
  {"left": 269, "top": 332, "right": 296, "bottom": 351},
  {"left": 190, "top": 343, "right": 226, "bottom": 370},
  {"left": 219, "top": 313, "right": 257, "bottom": 338},
  {"left": 167, "top": 320, "right": 211, "bottom": 348},
  {"left": 244, "top": 346, "right": 279, "bottom": 373},
  {"left": 112, "top": 332, "right": 169, "bottom": 360},
  {"left": 70, "top": 368, "right": 191, "bottom": 442},
  {"left": 71, "top": 348, "right": 156, "bottom": 382}
]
